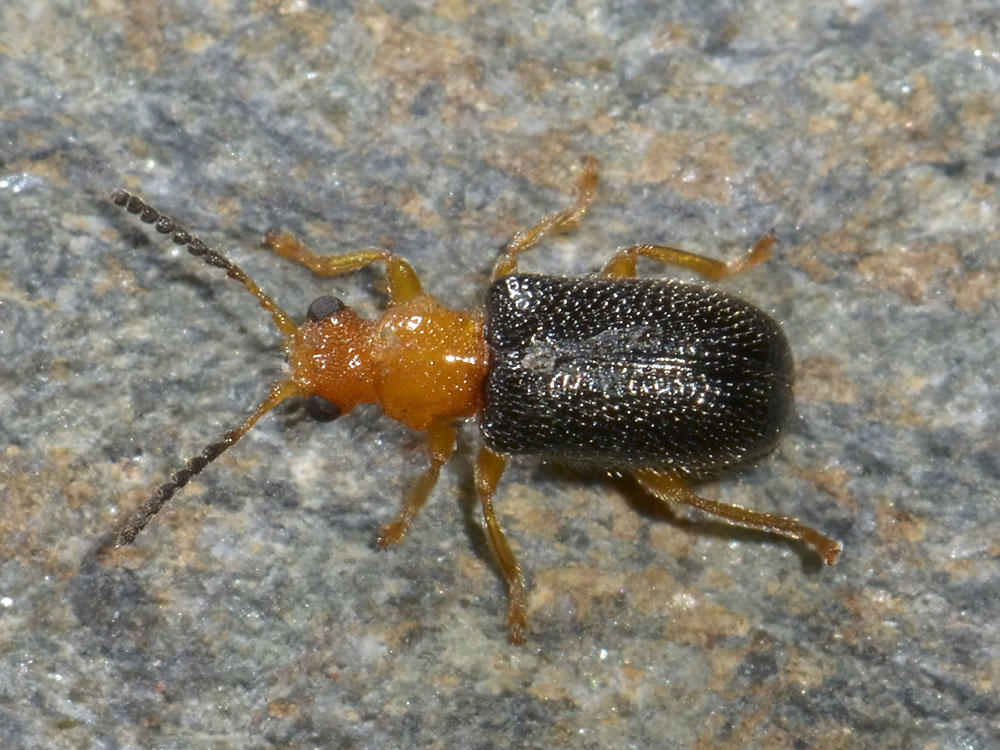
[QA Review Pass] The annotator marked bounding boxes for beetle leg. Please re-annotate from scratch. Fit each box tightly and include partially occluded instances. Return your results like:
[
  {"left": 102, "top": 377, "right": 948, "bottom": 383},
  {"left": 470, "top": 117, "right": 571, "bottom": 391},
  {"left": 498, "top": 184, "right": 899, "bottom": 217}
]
[
  {"left": 474, "top": 445, "right": 528, "bottom": 644},
  {"left": 376, "top": 420, "right": 457, "bottom": 547},
  {"left": 600, "top": 230, "right": 776, "bottom": 280},
  {"left": 491, "top": 156, "right": 599, "bottom": 279},
  {"left": 261, "top": 230, "right": 424, "bottom": 303},
  {"left": 634, "top": 469, "right": 842, "bottom": 566}
]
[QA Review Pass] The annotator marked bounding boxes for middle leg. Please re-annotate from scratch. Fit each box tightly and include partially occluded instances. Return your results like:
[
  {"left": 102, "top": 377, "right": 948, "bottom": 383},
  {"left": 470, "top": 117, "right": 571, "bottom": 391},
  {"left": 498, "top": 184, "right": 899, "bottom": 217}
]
[
  {"left": 474, "top": 445, "right": 528, "bottom": 644},
  {"left": 491, "top": 156, "right": 599, "bottom": 279}
]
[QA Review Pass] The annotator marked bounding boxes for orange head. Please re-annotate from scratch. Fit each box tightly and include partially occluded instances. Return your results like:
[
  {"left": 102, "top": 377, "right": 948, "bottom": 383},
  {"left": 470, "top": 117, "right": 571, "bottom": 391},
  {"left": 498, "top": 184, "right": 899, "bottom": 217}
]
[
  {"left": 287, "top": 293, "right": 489, "bottom": 431},
  {"left": 286, "top": 295, "right": 379, "bottom": 421}
]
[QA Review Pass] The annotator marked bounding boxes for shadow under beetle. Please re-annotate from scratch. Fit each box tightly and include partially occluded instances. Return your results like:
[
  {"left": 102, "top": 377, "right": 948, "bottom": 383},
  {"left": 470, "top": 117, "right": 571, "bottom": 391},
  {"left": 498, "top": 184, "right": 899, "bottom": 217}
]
[{"left": 109, "top": 157, "right": 841, "bottom": 644}]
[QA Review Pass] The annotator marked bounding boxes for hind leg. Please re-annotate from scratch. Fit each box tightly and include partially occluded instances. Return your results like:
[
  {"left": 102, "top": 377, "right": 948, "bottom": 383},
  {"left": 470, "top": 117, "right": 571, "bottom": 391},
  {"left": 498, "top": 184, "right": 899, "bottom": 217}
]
[
  {"left": 634, "top": 469, "right": 842, "bottom": 565},
  {"left": 600, "top": 231, "right": 776, "bottom": 280}
]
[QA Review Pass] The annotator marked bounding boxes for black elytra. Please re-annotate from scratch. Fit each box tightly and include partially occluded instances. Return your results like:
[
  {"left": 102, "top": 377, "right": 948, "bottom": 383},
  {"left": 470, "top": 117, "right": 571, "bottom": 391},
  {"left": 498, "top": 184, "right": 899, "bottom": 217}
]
[{"left": 480, "top": 274, "right": 793, "bottom": 476}]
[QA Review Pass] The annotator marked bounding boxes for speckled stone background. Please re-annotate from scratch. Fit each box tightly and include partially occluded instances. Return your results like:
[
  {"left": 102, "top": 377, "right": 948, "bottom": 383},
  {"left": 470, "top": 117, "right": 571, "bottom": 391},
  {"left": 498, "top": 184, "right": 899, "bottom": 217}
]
[{"left": 2, "top": 1, "right": 998, "bottom": 748}]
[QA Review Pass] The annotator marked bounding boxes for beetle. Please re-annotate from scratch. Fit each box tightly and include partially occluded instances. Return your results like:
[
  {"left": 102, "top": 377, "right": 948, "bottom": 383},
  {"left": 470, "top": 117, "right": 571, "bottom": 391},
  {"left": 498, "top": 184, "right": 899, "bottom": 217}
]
[{"left": 108, "top": 157, "right": 841, "bottom": 644}]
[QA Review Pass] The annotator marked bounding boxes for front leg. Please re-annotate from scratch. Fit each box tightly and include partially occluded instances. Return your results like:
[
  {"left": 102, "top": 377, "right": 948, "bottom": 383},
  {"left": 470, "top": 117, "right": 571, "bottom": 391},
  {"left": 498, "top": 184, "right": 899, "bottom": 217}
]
[
  {"left": 262, "top": 230, "right": 424, "bottom": 304},
  {"left": 376, "top": 420, "right": 457, "bottom": 547}
]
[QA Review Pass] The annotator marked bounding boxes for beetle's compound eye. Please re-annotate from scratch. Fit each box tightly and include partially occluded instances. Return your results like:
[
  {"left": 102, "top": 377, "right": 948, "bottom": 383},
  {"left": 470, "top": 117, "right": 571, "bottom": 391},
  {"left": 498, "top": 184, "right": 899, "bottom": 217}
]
[
  {"left": 305, "top": 393, "right": 341, "bottom": 422},
  {"left": 306, "top": 295, "right": 345, "bottom": 322}
]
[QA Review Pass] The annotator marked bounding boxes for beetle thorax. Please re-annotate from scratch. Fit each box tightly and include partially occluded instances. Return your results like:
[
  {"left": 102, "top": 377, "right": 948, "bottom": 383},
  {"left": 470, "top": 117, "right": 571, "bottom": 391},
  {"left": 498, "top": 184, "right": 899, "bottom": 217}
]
[{"left": 371, "top": 294, "right": 489, "bottom": 431}]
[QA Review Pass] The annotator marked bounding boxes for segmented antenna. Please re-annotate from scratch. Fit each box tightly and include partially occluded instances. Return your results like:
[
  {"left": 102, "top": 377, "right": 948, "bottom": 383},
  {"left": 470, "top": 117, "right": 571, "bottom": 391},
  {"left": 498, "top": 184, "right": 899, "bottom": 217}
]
[
  {"left": 115, "top": 381, "right": 299, "bottom": 546},
  {"left": 110, "top": 190, "right": 297, "bottom": 335},
  {"left": 109, "top": 191, "right": 302, "bottom": 546}
]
